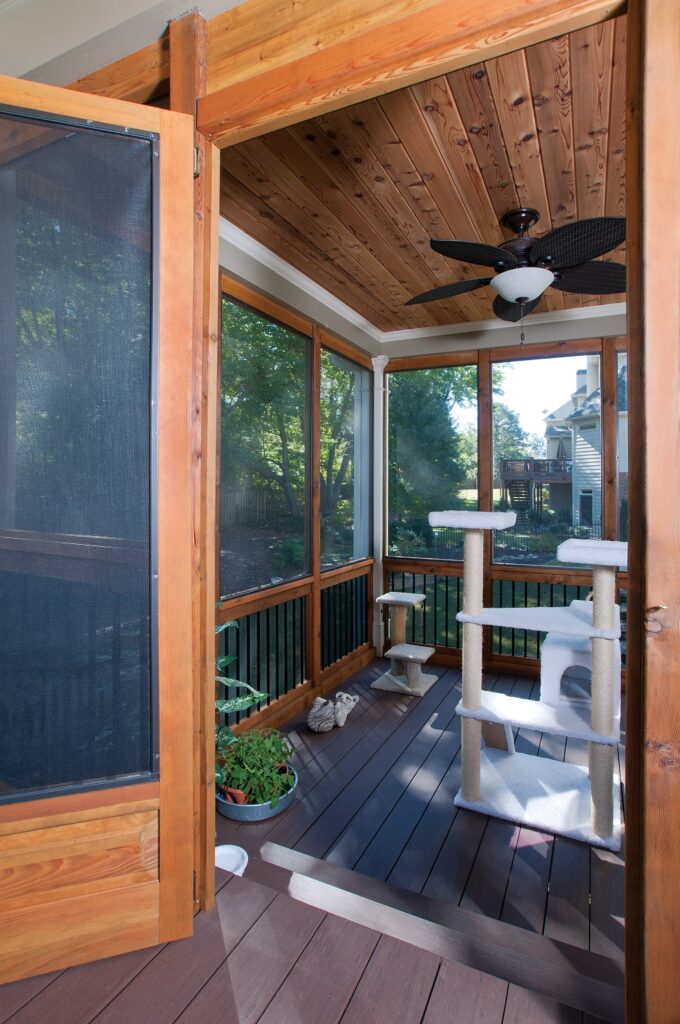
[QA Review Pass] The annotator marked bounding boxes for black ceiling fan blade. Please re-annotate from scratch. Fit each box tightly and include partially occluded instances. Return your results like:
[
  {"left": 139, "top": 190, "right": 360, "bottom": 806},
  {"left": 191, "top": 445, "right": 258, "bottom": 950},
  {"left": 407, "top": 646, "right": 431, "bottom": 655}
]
[
  {"left": 405, "top": 277, "right": 492, "bottom": 305},
  {"left": 492, "top": 295, "right": 541, "bottom": 322},
  {"left": 551, "top": 260, "right": 626, "bottom": 295},
  {"left": 530, "top": 217, "right": 625, "bottom": 269},
  {"left": 430, "top": 239, "right": 517, "bottom": 269}
]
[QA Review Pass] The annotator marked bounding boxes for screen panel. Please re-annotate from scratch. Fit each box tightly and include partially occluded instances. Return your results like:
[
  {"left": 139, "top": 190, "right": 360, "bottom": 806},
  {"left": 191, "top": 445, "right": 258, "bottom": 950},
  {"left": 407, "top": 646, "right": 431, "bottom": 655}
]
[{"left": 0, "top": 108, "right": 156, "bottom": 798}]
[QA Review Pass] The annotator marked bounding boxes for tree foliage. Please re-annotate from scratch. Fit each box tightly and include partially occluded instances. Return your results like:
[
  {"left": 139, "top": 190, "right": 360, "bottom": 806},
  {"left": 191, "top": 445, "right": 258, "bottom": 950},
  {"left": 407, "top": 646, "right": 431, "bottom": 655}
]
[
  {"left": 492, "top": 401, "right": 545, "bottom": 478},
  {"left": 388, "top": 365, "right": 477, "bottom": 524},
  {"left": 221, "top": 299, "right": 308, "bottom": 516}
]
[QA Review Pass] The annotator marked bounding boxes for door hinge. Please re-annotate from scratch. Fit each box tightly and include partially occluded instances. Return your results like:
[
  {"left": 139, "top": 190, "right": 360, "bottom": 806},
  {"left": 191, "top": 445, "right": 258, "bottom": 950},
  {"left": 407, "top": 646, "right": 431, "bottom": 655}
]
[
  {"left": 193, "top": 146, "right": 200, "bottom": 178},
  {"left": 193, "top": 871, "right": 197, "bottom": 901}
]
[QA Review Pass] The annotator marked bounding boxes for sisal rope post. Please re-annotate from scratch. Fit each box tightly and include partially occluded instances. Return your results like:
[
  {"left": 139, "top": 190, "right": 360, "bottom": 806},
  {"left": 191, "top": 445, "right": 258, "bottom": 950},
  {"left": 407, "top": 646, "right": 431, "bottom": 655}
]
[
  {"left": 590, "top": 565, "right": 616, "bottom": 837},
  {"left": 391, "top": 604, "right": 407, "bottom": 646},
  {"left": 461, "top": 529, "right": 484, "bottom": 802}
]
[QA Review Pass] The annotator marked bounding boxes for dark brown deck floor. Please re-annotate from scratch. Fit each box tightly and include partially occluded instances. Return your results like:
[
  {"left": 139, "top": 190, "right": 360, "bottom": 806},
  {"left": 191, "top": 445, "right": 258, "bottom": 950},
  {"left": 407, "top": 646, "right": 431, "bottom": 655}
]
[
  {"left": 219, "top": 661, "right": 625, "bottom": 963},
  {"left": 0, "top": 868, "right": 613, "bottom": 1024}
]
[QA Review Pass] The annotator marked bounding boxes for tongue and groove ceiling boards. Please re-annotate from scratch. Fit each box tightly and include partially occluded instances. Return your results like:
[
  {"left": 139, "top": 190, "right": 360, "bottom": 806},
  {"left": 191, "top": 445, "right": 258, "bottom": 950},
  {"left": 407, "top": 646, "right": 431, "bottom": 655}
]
[{"left": 220, "top": 16, "right": 627, "bottom": 331}]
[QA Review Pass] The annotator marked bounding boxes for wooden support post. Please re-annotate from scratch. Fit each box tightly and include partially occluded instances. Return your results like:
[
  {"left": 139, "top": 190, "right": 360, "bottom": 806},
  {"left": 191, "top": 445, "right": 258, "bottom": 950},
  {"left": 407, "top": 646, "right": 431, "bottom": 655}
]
[
  {"left": 310, "top": 327, "right": 322, "bottom": 690},
  {"left": 169, "top": 11, "right": 220, "bottom": 913}
]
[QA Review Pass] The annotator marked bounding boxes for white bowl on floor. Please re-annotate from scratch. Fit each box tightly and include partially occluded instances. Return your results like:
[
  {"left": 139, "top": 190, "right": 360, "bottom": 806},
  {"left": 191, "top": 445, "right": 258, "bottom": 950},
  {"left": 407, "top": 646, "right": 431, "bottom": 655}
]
[{"left": 215, "top": 844, "right": 248, "bottom": 876}]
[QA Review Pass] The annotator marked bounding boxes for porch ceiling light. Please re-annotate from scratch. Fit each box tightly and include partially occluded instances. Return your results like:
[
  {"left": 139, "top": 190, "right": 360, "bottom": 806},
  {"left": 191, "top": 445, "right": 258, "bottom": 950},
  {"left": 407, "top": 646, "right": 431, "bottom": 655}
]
[{"left": 490, "top": 266, "right": 555, "bottom": 304}]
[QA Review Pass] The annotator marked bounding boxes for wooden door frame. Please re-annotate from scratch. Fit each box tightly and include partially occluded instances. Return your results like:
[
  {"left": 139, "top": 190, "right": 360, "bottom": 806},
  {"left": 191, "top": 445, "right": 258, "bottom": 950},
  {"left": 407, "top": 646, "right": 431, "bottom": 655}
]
[
  {"left": 0, "top": 76, "right": 195, "bottom": 979},
  {"left": 190, "top": 0, "right": 674, "bottom": 1016}
]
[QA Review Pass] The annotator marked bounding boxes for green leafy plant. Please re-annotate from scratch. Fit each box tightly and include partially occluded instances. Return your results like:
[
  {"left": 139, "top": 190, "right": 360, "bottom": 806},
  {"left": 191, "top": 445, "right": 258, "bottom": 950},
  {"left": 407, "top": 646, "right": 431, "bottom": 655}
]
[
  {"left": 218, "top": 728, "right": 294, "bottom": 807},
  {"left": 214, "top": 619, "right": 268, "bottom": 787}
]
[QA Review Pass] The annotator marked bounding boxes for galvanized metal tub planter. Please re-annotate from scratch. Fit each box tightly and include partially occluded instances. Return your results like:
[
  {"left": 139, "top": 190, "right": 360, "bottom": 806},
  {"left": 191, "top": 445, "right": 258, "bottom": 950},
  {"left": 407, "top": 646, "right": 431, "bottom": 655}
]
[{"left": 215, "top": 767, "right": 298, "bottom": 822}]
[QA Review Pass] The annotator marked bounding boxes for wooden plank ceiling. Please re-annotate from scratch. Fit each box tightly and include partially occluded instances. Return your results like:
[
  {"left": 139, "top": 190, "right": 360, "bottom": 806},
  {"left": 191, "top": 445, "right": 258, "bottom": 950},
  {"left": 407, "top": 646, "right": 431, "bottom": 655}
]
[{"left": 220, "top": 17, "right": 626, "bottom": 331}]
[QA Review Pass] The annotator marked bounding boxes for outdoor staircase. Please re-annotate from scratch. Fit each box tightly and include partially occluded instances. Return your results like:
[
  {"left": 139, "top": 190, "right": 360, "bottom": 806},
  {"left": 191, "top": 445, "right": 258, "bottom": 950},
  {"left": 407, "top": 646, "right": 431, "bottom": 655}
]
[
  {"left": 506, "top": 479, "right": 531, "bottom": 510},
  {"left": 224, "top": 834, "right": 624, "bottom": 1023}
]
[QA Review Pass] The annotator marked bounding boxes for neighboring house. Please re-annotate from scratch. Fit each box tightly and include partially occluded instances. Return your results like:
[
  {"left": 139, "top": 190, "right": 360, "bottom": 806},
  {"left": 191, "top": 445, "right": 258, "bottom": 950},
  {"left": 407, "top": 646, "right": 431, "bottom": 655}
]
[{"left": 500, "top": 355, "right": 628, "bottom": 532}]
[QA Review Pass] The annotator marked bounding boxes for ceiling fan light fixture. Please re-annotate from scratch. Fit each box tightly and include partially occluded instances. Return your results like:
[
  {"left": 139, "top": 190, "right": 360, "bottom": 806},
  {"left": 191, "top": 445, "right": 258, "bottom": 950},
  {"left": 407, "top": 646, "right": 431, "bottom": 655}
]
[{"left": 490, "top": 266, "right": 555, "bottom": 304}]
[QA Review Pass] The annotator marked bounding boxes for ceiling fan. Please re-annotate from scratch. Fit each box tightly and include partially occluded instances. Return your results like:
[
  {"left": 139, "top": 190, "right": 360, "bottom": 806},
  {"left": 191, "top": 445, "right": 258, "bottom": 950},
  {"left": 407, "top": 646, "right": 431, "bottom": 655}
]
[{"left": 406, "top": 208, "right": 626, "bottom": 322}]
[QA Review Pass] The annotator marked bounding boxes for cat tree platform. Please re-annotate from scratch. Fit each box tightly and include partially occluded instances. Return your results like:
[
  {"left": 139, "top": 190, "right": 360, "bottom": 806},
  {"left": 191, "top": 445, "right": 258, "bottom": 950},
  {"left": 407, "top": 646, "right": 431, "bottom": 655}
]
[
  {"left": 372, "top": 592, "right": 437, "bottom": 695},
  {"left": 454, "top": 747, "right": 622, "bottom": 851},
  {"left": 456, "top": 690, "right": 620, "bottom": 745},
  {"left": 456, "top": 604, "right": 621, "bottom": 640}
]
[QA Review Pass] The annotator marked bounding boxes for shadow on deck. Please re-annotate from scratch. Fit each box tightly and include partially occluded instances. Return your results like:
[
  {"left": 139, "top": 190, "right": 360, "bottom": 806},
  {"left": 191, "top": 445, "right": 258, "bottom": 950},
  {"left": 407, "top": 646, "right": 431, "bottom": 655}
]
[{"left": 218, "top": 658, "right": 625, "bottom": 1023}]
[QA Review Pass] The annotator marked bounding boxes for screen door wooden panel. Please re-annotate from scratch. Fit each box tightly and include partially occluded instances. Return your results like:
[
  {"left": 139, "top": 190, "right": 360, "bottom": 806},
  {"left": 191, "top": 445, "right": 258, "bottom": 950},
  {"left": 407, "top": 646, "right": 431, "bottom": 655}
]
[{"left": 0, "top": 75, "right": 194, "bottom": 983}]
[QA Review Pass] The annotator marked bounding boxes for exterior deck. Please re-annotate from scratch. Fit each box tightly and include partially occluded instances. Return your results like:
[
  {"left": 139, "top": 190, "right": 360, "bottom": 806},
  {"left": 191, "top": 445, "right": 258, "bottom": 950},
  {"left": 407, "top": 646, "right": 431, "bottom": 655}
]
[
  {"left": 0, "top": 866, "right": 613, "bottom": 1024},
  {"left": 0, "top": 661, "right": 624, "bottom": 1023},
  {"left": 221, "top": 661, "right": 624, "bottom": 960}
]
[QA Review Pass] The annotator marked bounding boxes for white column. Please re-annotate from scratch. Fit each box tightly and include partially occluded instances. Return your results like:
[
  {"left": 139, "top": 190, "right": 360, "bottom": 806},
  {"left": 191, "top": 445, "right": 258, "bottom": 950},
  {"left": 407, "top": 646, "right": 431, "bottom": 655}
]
[
  {"left": 461, "top": 528, "right": 484, "bottom": 802},
  {"left": 372, "top": 355, "right": 389, "bottom": 655},
  {"left": 590, "top": 564, "right": 616, "bottom": 837}
]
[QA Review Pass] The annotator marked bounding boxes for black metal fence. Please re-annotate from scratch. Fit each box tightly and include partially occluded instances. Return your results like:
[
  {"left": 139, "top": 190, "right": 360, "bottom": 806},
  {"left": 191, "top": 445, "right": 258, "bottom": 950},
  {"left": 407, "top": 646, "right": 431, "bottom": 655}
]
[
  {"left": 221, "top": 594, "right": 307, "bottom": 724},
  {"left": 385, "top": 571, "right": 627, "bottom": 662},
  {"left": 490, "top": 579, "right": 592, "bottom": 658},
  {"left": 321, "top": 573, "right": 369, "bottom": 671},
  {"left": 386, "top": 571, "right": 464, "bottom": 649}
]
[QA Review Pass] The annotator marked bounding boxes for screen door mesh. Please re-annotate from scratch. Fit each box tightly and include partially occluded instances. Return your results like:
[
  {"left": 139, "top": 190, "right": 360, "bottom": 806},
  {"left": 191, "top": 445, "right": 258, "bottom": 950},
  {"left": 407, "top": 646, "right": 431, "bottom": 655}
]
[{"left": 0, "top": 110, "right": 155, "bottom": 796}]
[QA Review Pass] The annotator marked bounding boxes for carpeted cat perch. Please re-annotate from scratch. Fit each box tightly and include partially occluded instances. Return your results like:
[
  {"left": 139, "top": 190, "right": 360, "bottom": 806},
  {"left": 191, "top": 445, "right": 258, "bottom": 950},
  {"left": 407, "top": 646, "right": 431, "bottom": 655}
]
[{"left": 428, "top": 511, "right": 626, "bottom": 851}]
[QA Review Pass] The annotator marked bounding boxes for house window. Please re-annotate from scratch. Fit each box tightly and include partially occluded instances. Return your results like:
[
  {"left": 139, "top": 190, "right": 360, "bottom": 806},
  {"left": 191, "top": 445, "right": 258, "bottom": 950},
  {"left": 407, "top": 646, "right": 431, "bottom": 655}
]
[
  {"left": 387, "top": 364, "right": 478, "bottom": 559},
  {"left": 491, "top": 353, "right": 602, "bottom": 565},
  {"left": 220, "top": 297, "right": 311, "bottom": 598},
  {"left": 320, "top": 348, "right": 372, "bottom": 569},
  {"left": 579, "top": 490, "right": 594, "bottom": 527}
]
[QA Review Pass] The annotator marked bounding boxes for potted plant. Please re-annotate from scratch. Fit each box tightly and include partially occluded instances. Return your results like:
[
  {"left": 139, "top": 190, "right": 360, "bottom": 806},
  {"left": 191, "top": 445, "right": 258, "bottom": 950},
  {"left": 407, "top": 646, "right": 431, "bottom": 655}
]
[
  {"left": 214, "top": 620, "right": 297, "bottom": 821},
  {"left": 216, "top": 727, "right": 298, "bottom": 821}
]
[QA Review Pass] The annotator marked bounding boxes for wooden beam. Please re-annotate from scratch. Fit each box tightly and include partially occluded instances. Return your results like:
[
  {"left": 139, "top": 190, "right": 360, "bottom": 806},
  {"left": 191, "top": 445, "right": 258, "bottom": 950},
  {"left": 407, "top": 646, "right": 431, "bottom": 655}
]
[
  {"left": 197, "top": 0, "right": 624, "bottom": 148},
  {"left": 68, "top": 37, "right": 169, "bottom": 104},
  {"left": 626, "top": 0, "right": 680, "bottom": 1019},
  {"left": 169, "top": 12, "right": 220, "bottom": 915}
]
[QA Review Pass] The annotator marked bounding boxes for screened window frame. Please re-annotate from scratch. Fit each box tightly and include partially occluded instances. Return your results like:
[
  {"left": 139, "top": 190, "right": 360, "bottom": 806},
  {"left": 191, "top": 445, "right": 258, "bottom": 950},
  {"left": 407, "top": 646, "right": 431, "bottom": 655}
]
[
  {"left": 384, "top": 337, "right": 628, "bottom": 577},
  {"left": 216, "top": 275, "right": 375, "bottom": 725},
  {"left": 385, "top": 351, "right": 481, "bottom": 565},
  {"left": 319, "top": 343, "right": 373, "bottom": 574},
  {"left": 218, "top": 289, "right": 314, "bottom": 601},
  {"left": 0, "top": 104, "right": 161, "bottom": 804}
]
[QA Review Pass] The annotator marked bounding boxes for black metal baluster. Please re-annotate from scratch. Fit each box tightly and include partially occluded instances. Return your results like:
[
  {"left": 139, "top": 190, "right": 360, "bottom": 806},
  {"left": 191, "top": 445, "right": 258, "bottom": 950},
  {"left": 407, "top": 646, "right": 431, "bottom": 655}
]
[
  {"left": 265, "top": 607, "right": 271, "bottom": 702},
  {"left": 283, "top": 600, "right": 289, "bottom": 694},
  {"left": 274, "top": 604, "right": 280, "bottom": 701}
]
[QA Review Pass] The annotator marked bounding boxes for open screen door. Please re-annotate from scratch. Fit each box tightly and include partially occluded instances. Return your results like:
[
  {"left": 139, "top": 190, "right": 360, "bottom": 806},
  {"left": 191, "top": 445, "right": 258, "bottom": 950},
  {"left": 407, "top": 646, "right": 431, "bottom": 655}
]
[{"left": 0, "top": 75, "right": 194, "bottom": 982}]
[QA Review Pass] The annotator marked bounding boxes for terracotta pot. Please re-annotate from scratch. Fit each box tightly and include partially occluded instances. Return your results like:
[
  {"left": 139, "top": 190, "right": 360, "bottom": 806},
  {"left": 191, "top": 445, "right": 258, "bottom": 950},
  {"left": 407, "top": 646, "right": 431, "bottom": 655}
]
[{"left": 224, "top": 787, "right": 247, "bottom": 805}]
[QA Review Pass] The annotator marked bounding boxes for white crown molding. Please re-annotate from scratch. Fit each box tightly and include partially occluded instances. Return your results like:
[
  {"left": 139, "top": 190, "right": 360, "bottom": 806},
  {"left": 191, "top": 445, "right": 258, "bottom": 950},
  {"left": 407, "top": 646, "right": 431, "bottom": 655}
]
[
  {"left": 378, "top": 301, "right": 628, "bottom": 344},
  {"left": 219, "top": 218, "right": 627, "bottom": 357},
  {"left": 219, "top": 219, "right": 382, "bottom": 342}
]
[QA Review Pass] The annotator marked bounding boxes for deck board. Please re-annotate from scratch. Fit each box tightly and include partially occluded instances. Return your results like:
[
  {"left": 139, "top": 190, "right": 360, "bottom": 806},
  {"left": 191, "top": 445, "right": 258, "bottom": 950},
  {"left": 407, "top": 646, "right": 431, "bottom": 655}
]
[
  {"left": 337, "top": 935, "right": 440, "bottom": 1024},
  {"left": 0, "top": 856, "right": 618, "bottom": 1024},
  {"left": 234, "top": 659, "right": 623, "bottom": 962}
]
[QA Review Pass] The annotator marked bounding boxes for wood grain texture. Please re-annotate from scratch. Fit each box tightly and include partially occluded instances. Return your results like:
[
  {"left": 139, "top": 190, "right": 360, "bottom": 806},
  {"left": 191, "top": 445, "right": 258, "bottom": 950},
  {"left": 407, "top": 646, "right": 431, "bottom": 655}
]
[
  {"left": 0, "top": 883, "right": 160, "bottom": 984},
  {"left": 216, "top": 24, "right": 626, "bottom": 331},
  {"left": 156, "top": 106, "right": 196, "bottom": 942},
  {"left": 199, "top": 0, "right": 624, "bottom": 147},
  {"left": 625, "top": 0, "right": 680, "bottom": 1019},
  {"left": 0, "top": 784, "right": 159, "bottom": 834},
  {"left": 169, "top": 9, "right": 220, "bottom": 916},
  {"left": 68, "top": 38, "right": 169, "bottom": 104},
  {"left": 0, "top": 812, "right": 158, "bottom": 910}
]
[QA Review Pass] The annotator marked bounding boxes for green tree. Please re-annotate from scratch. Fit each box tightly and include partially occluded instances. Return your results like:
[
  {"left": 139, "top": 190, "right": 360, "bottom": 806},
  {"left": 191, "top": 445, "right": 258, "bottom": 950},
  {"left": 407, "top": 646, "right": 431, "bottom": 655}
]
[
  {"left": 492, "top": 402, "right": 545, "bottom": 479},
  {"left": 221, "top": 299, "right": 308, "bottom": 516},
  {"left": 388, "top": 365, "right": 477, "bottom": 524}
]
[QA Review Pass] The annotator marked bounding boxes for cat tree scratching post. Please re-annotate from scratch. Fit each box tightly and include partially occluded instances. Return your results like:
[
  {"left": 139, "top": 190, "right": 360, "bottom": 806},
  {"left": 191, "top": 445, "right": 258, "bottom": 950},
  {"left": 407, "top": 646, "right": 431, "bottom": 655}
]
[
  {"left": 429, "top": 510, "right": 517, "bottom": 802},
  {"left": 556, "top": 539, "right": 627, "bottom": 840}
]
